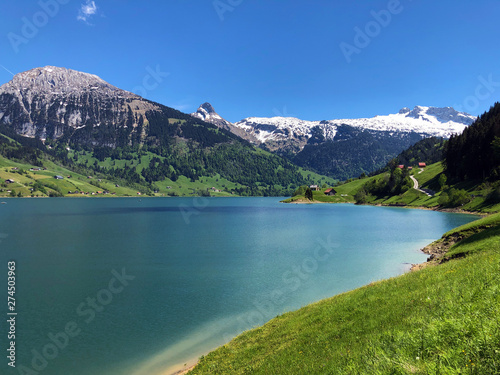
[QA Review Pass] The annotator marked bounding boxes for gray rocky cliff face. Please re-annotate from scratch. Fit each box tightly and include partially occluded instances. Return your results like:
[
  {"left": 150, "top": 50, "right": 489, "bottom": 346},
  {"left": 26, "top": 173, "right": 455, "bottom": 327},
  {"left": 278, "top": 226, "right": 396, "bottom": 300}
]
[{"left": 0, "top": 66, "right": 158, "bottom": 145}]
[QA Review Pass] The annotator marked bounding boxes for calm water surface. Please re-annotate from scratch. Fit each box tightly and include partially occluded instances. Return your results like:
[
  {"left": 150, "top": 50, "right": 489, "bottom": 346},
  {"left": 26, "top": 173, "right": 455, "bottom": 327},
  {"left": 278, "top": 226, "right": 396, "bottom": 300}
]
[{"left": 0, "top": 198, "right": 478, "bottom": 374}]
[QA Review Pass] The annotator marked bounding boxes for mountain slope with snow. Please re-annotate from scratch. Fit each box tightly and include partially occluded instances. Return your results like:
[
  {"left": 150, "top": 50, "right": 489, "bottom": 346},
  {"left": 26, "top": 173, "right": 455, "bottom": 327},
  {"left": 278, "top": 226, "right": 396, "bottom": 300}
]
[
  {"left": 191, "top": 102, "right": 231, "bottom": 129},
  {"left": 190, "top": 103, "right": 476, "bottom": 178},
  {"left": 191, "top": 103, "right": 249, "bottom": 139},
  {"left": 232, "top": 106, "right": 475, "bottom": 151}
]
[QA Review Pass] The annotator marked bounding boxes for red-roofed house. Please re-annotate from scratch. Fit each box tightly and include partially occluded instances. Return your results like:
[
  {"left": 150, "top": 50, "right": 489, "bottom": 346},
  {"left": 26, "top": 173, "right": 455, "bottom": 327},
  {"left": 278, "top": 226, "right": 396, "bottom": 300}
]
[{"left": 324, "top": 188, "right": 337, "bottom": 196}]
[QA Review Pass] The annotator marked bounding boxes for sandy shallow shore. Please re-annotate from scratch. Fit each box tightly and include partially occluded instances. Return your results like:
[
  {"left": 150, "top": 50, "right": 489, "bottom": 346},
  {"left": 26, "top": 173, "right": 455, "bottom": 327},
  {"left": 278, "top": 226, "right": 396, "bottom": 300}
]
[
  {"left": 171, "top": 364, "right": 197, "bottom": 375},
  {"left": 161, "top": 359, "right": 198, "bottom": 375}
]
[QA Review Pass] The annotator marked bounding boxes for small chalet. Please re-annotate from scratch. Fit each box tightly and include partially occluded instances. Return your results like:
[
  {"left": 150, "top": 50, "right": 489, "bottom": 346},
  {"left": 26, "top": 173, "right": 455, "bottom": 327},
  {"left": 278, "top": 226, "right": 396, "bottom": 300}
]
[
  {"left": 418, "top": 162, "right": 426, "bottom": 168},
  {"left": 54, "top": 175, "right": 64, "bottom": 180},
  {"left": 408, "top": 166, "right": 413, "bottom": 170},
  {"left": 5, "top": 179, "right": 14, "bottom": 184},
  {"left": 397, "top": 165, "right": 405, "bottom": 169},
  {"left": 324, "top": 188, "right": 337, "bottom": 196},
  {"left": 310, "top": 185, "right": 320, "bottom": 191}
]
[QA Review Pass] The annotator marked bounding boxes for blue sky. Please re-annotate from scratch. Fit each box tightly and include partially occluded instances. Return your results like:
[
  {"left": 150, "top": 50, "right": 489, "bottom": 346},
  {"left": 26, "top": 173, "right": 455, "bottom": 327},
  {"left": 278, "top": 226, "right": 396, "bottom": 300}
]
[{"left": 1, "top": 0, "right": 500, "bottom": 122}]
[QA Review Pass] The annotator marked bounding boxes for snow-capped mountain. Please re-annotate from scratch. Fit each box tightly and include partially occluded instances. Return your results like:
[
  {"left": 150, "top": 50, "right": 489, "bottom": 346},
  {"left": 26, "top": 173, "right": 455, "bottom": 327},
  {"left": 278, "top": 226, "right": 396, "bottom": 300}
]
[
  {"left": 232, "top": 106, "right": 476, "bottom": 152},
  {"left": 190, "top": 102, "right": 249, "bottom": 139},
  {"left": 191, "top": 102, "right": 232, "bottom": 130}
]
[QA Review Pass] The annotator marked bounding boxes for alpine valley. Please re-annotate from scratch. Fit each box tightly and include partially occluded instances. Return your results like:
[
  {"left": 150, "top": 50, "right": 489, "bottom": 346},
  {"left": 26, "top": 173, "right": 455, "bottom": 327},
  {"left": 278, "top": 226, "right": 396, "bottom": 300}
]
[
  {"left": 191, "top": 102, "right": 475, "bottom": 180},
  {"left": 0, "top": 66, "right": 475, "bottom": 197}
]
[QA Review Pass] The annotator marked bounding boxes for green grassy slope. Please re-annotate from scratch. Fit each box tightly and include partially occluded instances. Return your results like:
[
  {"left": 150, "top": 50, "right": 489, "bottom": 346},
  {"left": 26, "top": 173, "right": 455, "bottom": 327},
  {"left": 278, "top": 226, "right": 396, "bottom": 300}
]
[
  {"left": 0, "top": 151, "right": 336, "bottom": 198},
  {"left": 189, "top": 214, "right": 500, "bottom": 374},
  {"left": 0, "top": 155, "right": 140, "bottom": 197},
  {"left": 284, "top": 162, "right": 500, "bottom": 213}
]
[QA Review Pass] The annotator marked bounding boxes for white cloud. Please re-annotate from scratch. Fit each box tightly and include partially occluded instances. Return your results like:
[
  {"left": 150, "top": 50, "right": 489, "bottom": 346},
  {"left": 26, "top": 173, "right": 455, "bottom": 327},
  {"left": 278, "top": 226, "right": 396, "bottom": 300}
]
[{"left": 77, "top": 1, "right": 98, "bottom": 24}]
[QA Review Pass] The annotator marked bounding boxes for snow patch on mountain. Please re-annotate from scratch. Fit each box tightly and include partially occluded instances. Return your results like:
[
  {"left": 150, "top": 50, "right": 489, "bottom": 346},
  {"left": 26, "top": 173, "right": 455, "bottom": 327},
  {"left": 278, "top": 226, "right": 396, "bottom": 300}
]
[
  {"left": 233, "top": 106, "right": 476, "bottom": 147},
  {"left": 235, "top": 116, "right": 336, "bottom": 144}
]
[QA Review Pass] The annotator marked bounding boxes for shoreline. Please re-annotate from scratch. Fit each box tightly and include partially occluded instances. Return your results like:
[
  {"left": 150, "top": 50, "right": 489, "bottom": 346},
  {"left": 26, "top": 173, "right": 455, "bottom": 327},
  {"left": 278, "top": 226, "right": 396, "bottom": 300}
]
[
  {"left": 0, "top": 195, "right": 489, "bottom": 217},
  {"left": 282, "top": 197, "right": 485, "bottom": 216},
  {"left": 165, "top": 361, "right": 198, "bottom": 375}
]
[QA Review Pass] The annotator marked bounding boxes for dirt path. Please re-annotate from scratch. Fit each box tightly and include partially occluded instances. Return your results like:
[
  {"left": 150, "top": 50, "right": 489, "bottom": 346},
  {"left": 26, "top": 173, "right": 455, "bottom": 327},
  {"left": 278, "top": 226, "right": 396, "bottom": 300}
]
[{"left": 410, "top": 175, "right": 433, "bottom": 197}]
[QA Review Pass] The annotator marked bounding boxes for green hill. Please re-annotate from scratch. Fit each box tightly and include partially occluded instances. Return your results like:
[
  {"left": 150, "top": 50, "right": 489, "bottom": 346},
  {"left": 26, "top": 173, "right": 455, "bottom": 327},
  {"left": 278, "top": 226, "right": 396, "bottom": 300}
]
[
  {"left": 189, "top": 213, "right": 500, "bottom": 374},
  {"left": 0, "top": 130, "right": 337, "bottom": 198},
  {"left": 283, "top": 161, "right": 500, "bottom": 214}
]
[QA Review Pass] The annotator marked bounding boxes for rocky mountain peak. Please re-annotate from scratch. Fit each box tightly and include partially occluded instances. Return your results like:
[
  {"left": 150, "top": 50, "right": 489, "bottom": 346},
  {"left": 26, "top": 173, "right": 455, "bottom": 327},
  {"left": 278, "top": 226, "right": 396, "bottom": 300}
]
[
  {"left": 199, "top": 102, "right": 216, "bottom": 114},
  {"left": 3, "top": 66, "right": 129, "bottom": 96},
  {"left": 191, "top": 102, "right": 233, "bottom": 129},
  {"left": 0, "top": 66, "right": 155, "bottom": 141}
]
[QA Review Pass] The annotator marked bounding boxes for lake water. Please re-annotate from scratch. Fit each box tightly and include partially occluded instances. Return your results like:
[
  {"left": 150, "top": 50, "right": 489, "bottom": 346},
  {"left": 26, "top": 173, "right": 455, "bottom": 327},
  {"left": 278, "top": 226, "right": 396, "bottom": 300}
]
[{"left": 0, "top": 198, "right": 478, "bottom": 374}]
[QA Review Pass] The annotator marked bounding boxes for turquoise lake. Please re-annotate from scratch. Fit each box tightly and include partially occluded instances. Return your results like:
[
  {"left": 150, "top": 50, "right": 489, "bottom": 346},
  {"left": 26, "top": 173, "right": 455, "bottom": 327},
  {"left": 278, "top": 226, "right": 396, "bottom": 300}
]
[{"left": 0, "top": 198, "right": 479, "bottom": 374}]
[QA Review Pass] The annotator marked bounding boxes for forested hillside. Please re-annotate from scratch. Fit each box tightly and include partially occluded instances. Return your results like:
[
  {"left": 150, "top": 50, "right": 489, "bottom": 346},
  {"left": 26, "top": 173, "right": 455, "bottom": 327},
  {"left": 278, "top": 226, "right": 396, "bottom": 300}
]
[
  {"left": 292, "top": 125, "right": 423, "bottom": 180},
  {"left": 445, "top": 102, "right": 500, "bottom": 181},
  {"left": 386, "top": 137, "right": 445, "bottom": 170}
]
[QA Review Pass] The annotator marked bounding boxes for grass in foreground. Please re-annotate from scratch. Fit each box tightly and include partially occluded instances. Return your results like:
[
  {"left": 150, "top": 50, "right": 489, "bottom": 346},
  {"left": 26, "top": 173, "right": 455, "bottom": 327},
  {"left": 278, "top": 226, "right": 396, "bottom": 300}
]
[{"left": 189, "top": 216, "right": 500, "bottom": 374}]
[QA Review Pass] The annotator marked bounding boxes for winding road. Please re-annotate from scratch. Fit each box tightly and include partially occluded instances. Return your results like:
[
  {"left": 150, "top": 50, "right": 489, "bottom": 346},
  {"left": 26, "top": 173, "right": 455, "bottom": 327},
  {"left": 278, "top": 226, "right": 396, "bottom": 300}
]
[{"left": 410, "top": 172, "right": 434, "bottom": 197}]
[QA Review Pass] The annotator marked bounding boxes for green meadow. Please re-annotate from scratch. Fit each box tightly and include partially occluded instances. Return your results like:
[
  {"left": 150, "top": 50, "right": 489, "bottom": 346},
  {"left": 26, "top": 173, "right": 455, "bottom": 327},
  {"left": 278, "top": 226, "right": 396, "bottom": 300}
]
[{"left": 284, "top": 162, "right": 500, "bottom": 214}]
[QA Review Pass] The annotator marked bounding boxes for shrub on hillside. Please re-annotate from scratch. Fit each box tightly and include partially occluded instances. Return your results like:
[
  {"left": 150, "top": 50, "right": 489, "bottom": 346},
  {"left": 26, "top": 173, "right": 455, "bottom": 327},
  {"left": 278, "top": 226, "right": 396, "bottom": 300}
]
[
  {"left": 486, "top": 185, "right": 500, "bottom": 204},
  {"left": 305, "top": 188, "right": 313, "bottom": 201},
  {"left": 354, "top": 189, "right": 369, "bottom": 204},
  {"left": 439, "top": 188, "right": 471, "bottom": 208},
  {"left": 293, "top": 185, "right": 307, "bottom": 196}
]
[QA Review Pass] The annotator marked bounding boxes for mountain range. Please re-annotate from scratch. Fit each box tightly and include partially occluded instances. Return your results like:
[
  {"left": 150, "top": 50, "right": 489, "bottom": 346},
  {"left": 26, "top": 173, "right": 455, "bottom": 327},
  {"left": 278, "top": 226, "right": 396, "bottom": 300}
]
[
  {"left": 191, "top": 102, "right": 475, "bottom": 178},
  {"left": 0, "top": 66, "right": 476, "bottom": 186},
  {"left": 192, "top": 103, "right": 474, "bottom": 151}
]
